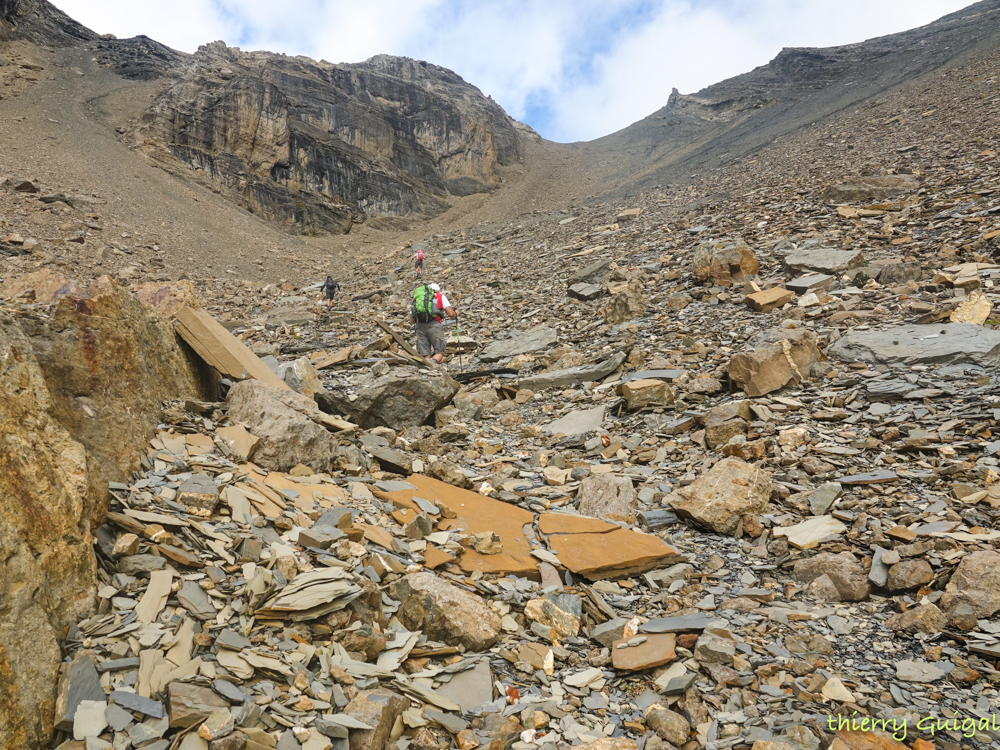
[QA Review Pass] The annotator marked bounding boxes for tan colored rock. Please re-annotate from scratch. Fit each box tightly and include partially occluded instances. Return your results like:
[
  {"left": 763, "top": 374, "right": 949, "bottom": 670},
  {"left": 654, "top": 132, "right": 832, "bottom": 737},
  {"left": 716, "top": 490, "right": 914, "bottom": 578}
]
[
  {"left": 950, "top": 289, "right": 993, "bottom": 325},
  {"left": 728, "top": 329, "right": 824, "bottom": 397},
  {"left": 0, "top": 268, "right": 82, "bottom": 304},
  {"left": 343, "top": 690, "right": 409, "bottom": 750},
  {"left": 621, "top": 378, "right": 674, "bottom": 410},
  {"left": 133, "top": 280, "right": 200, "bottom": 317},
  {"left": 746, "top": 287, "right": 794, "bottom": 312},
  {"left": 603, "top": 279, "right": 647, "bottom": 324},
  {"left": 227, "top": 380, "right": 338, "bottom": 472},
  {"left": 667, "top": 457, "right": 771, "bottom": 535},
  {"left": 940, "top": 550, "right": 1000, "bottom": 617},
  {"left": 886, "top": 603, "right": 947, "bottom": 634},
  {"left": 391, "top": 572, "right": 501, "bottom": 651},
  {"left": 793, "top": 552, "right": 870, "bottom": 602},
  {"left": 281, "top": 356, "right": 324, "bottom": 398},
  {"left": 612, "top": 633, "right": 676, "bottom": 671},
  {"left": 645, "top": 704, "right": 690, "bottom": 745},
  {"left": 691, "top": 236, "right": 758, "bottom": 286}
]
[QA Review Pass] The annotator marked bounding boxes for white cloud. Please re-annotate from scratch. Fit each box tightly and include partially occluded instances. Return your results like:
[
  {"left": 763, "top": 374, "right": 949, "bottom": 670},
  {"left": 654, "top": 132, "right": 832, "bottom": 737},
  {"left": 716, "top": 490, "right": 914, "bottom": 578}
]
[{"left": 51, "top": 0, "right": 978, "bottom": 141}]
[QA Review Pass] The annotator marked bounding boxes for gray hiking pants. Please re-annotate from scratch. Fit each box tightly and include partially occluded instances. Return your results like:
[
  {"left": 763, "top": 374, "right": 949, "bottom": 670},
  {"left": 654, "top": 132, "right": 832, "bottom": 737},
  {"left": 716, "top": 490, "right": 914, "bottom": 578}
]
[{"left": 415, "top": 320, "right": 446, "bottom": 356}]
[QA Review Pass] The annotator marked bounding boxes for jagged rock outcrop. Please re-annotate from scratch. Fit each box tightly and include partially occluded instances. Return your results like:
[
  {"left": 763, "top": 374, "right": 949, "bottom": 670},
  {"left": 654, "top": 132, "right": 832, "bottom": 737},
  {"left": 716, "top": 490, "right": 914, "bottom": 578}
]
[
  {"left": 127, "top": 44, "right": 522, "bottom": 234},
  {"left": 0, "top": 0, "right": 95, "bottom": 46},
  {"left": 0, "top": 275, "right": 211, "bottom": 748}
]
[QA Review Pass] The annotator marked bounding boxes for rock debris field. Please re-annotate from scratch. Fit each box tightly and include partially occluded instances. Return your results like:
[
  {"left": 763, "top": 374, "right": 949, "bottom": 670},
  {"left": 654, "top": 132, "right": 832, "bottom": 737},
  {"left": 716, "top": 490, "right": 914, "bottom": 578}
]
[{"left": 8, "top": 33, "right": 1000, "bottom": 750}]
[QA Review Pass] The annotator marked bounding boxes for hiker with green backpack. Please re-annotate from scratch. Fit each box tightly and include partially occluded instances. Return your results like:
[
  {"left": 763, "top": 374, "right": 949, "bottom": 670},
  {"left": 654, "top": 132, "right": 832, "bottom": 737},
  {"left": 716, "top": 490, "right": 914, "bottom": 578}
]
[{"left": 410, "top": 282, "right": 456, "bottom": 363}]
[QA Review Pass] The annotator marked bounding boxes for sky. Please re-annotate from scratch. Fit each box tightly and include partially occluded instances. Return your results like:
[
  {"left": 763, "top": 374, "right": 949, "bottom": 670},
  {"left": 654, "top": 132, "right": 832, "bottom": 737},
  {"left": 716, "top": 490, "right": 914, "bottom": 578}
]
[{"left": 54, "top": 0, "right": 977, "bottom": 143}]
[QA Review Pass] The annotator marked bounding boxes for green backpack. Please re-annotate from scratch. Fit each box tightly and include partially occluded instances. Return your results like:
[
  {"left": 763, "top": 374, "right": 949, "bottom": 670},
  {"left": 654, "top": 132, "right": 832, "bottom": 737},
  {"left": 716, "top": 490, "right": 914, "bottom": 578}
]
[{"left": 412, "top": 285, "right": 441, "bottom": 323}]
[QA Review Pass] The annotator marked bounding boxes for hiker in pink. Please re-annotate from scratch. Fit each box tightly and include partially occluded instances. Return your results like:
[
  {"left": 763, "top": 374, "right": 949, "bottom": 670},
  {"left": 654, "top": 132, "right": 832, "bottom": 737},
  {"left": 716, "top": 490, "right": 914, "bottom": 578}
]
[{"left": 414, "top": 248, "right": 425, "bottom": 276}]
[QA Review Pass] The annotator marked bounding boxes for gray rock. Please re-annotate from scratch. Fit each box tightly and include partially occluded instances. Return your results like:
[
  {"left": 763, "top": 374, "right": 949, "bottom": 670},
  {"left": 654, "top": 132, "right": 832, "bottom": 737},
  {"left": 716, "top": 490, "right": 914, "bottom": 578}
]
[
  {"left": 577, "top": 473, "right": 636, "bottom": 522},
  {"left": 518, "top": 351, "right": 627, "bottom": 390},
  {"left": 73, "top": 700, "right": 109, "bottom": 740},
  {"left": 640, "top": 614, "right": 714, "bottom": 633},
  {"left": 877, "top": 260, "right": 923, "bottom": 285},
  {"left": 176, "top": 580, "right": 216, "bottom": 620},
  {"left": 211, "top": 679, "right": 246, "bottom": 704},
  {"left": 105, "top": 703, "right": 133, "bottom": 733},
  {"left": 808, "top": 482, "right": 841, "bottom": 516},
  {"left": 828, "top": 324, "right": 1000, "bottom": 368},
  {"left": 568, "top": 283, "right": 605, "bottom": 301},
  {"left": 590, "top": 618, "right": 630, "bottom": 647},
  {"left": 227, "top": 379, "right": 338, "bottom": 473},
  {"left": 55, "top": 652, "right": 106, "bottom": 732},
  {"left": 118, "top": 554, "right": 167, "bottom": 574},
  {"left": 480, "top": 324, "right": 558, "bottom": 362},
  {"left": 786, "top": 273, "right": 836, "bottom": 294},
  {"left": 176, "top": 474, "right": 219, "bottom": 512},
  {"left": 543, "top": 406, "right": 605, "bottom": 437},
  {"left": 567, "top": 259, "right": 612, "bottom": 286},
  {"left": 434, "top": 659, "right": 493, "bottom": 712},
  {"left": 869, "top": 547, "right": 892, "bottom": 588},
  {"left": 316, "top": 366, "right": 460, "bottom": 430},
  {"left": 111, "top": 690, "right": 165, "bottom": 718},
  {"left": 783, "top": 247, "right": 865, "bottom": 276},
  {"left": 895, "top": 659, "right": 950, "bottom": 682}
]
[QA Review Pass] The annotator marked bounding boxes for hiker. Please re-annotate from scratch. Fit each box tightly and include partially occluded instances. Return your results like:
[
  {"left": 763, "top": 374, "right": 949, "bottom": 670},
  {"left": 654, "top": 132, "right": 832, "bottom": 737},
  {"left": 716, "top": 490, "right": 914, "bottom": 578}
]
[
  {"left": 413, "top": 247, "right": 425, "bottom": 276},
  {"left": 320, "top": 276, "right": 339, "bottom": 309},
  {"left": 410, "top": 282, "right": 456, "bottom": 363}
]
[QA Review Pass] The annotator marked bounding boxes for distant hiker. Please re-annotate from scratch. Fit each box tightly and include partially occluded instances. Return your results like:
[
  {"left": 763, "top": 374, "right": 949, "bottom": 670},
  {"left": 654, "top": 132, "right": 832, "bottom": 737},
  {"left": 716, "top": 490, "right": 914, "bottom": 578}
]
[
  {"left": 320, "top": 276, "right": 340, "bottom": 309},
  {"left": 410, "top": 282, "right": 456, "bottom": 363},
  {"left": 414, "top": 248, "right": 425, "bottom": 276}
]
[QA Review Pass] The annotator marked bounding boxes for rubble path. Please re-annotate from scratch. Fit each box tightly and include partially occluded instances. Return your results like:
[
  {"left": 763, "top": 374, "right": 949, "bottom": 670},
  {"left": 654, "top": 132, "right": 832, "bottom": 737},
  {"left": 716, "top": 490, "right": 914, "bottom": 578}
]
[{"left": 11, "top": 32, "right": 1000, "bottom": 750}]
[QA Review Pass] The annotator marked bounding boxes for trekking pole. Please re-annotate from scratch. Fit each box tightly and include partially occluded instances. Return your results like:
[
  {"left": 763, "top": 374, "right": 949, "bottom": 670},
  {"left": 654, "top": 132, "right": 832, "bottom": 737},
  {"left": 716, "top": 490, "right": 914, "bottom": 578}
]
[{"left": 455, "top": 313, "right": 464, "bottom": 373}]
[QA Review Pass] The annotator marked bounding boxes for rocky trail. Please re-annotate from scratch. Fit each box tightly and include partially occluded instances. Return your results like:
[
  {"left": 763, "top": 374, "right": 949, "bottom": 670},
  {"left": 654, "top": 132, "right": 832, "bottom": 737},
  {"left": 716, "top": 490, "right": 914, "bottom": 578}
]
[{"left": 6, "top": 5, "right": 1000, "bottom": 750}]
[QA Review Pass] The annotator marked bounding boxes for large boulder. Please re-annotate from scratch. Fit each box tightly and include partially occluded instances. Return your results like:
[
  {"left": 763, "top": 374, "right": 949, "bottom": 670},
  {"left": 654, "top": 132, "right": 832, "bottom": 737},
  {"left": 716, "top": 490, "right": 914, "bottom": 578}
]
[
  {"left": 728, "top": 329, "right": 824, "bottom": 397},
  {"left": 21, "top": 275, "right": 210, "bottom": 498},
  {"left": 317, "top": 366, "right": 459, "bottom": 430},
  {"left": 828, "top": 324, "right": 1000, "bottom": 368},
  {"left": 666, "top": 457, "right": 771, "bottom": 535},
  {"left": 793, "top": 552, "right": 870, "bottom": 602},
  {"left": 691, "top": 236, "right": 758, "bottom": 286},
  {"left": 939, "top": 551, "right": 1000, "bottom": 618},
  {"left": 391, "top": 572, "right": 501, "bottom": 651},
  {"left": 0, "top": 311, "right": 94, "bottom": 749},
  {"left": 227, "top": 380, "right": 338, "bottom": 472}
]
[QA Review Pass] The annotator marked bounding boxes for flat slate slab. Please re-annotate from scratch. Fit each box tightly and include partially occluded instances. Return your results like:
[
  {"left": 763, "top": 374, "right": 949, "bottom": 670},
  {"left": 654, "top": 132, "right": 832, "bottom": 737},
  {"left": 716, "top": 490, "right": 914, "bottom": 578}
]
[
  {"left": 783, "top": 247, "right": 865, "bottom": 276},
  {"left": 828, "top": 323, "right": 1000, "bottom": 368},
  {"left": 640, "top": 614, "right": 714, "bottom": 634},
  {"left": 543, "top": 406, "right": 605, "bottom": 437},
  {"left": 480, "top": 324, "right": 558, "bottom": 362}
]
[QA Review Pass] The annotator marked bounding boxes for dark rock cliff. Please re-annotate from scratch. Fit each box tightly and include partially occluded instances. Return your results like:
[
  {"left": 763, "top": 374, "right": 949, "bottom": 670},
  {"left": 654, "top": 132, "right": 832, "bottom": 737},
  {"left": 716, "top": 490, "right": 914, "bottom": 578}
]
[{"left": 125, "top": 44, "right": 522, "bottom": 234}]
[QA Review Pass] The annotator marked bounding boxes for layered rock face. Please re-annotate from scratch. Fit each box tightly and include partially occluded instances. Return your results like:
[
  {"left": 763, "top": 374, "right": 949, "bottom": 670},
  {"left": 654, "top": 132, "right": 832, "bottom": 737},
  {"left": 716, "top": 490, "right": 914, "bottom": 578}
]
[
  {"left": 127, "top": 44, "right": 522, "bottom": 234},
  {"left": 0, "top": 275, "right": 210, "bottom": 748},
  {"left": 0, "top": 310, "right": 92, "bottom": 750}
]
